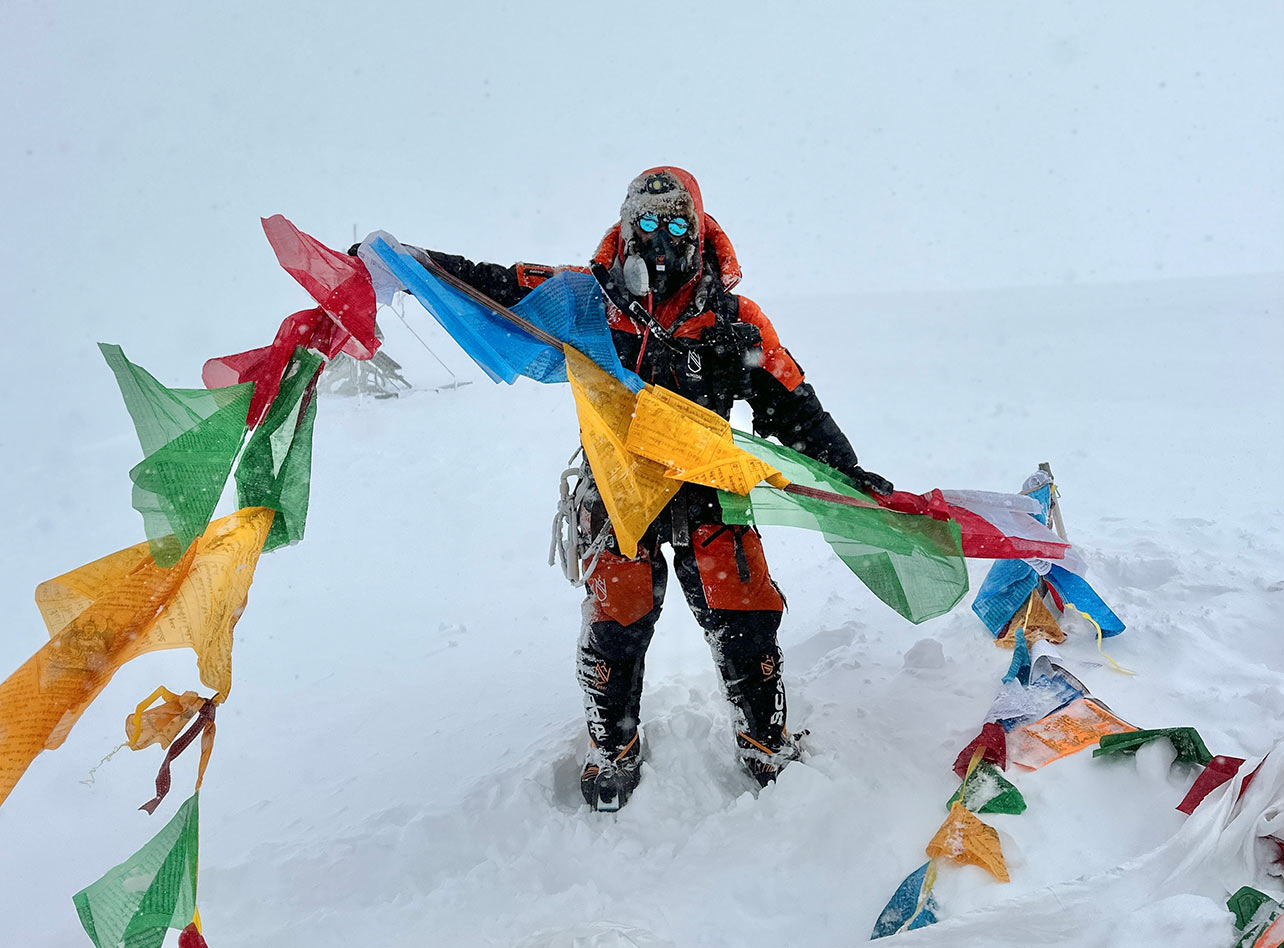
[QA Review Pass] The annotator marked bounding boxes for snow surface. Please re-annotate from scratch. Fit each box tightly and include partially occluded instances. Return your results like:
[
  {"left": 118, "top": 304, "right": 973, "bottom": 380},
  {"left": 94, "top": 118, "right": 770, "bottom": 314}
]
[
  {"left": 0, "top": 272, "right": 1281, "bottom": 947},
  {"left": 2, "top": 3, "right": 1283, "bottom": 945}
]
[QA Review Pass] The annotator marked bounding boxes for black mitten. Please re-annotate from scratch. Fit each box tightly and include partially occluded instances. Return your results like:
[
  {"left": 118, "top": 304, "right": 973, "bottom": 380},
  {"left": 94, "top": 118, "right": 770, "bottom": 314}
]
[
  {"left": 702, "top": 319, "right": 762, "bottom": 399},
  {"left": 844, "top": 466, "right": 894, "bottom": 497}
]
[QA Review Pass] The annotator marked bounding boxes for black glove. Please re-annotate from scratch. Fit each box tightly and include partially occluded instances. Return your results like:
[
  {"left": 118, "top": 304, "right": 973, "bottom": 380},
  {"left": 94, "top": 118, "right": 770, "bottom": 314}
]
[
  {"left": 347, "top": 242, "right": 361, "bottom": 257},
  {"left": 701, "top": 318, "right": 762, "bottom": 399},
  {"left": 845, "top": 466, "right": 894, "bottom": 497}
]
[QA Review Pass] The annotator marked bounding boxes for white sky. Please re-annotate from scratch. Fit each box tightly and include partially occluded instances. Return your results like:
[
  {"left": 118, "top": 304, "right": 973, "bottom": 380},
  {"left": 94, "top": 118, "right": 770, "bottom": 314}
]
[{"left": 2, "top": 0, "right": 1281, "bottom": 310}]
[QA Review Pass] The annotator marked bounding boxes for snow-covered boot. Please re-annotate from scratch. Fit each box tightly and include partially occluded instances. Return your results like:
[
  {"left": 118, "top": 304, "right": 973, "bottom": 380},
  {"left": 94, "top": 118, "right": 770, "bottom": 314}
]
[
  {"left": 580, "top": 732, "right": 642, "bottom": 812},
  {"left": 736, "top": 729, "right": 805, "bottom": 788}
]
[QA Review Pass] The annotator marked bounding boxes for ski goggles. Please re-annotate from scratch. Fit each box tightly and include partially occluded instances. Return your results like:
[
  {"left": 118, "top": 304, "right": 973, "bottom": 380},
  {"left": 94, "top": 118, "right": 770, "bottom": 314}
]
[{"left": 637, "top": 213, "right": 691, "bottom": 237}]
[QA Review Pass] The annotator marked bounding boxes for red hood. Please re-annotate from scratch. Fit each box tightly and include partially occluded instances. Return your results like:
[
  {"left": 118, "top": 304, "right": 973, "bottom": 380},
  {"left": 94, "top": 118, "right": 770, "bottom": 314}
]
[{"left": 592, "top": 166, "right": 742, "bottom": 327}]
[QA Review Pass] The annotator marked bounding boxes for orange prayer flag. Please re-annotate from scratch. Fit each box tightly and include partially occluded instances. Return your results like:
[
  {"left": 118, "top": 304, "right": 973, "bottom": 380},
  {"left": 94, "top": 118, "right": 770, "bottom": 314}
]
[
  {"left": 1008, "top": 697, "right": 1136, "bottom": 771},
  {"left": 0, "top": 507, "right": 273, "bottom": 808},
  {"left": 925, "top": 801, "right": 1010, "bottom": 883},
  {"left": 1, "top": 542, "right": 198, "bottom": 807},
  {"left": 126, "top": 688, "right": 207, "bottom": 752}
]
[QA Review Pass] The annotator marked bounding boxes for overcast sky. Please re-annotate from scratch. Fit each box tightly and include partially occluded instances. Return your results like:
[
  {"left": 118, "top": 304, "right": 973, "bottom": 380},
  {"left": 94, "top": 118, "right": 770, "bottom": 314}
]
[{"left": 2, "top": 1, "right": 1281, "bottom": 318}]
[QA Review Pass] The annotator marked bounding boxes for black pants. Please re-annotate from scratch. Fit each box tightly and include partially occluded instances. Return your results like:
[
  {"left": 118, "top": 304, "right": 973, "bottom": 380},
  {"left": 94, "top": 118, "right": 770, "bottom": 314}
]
[{"left": 576, "top": 484, "right": 788, "bottom": 755}]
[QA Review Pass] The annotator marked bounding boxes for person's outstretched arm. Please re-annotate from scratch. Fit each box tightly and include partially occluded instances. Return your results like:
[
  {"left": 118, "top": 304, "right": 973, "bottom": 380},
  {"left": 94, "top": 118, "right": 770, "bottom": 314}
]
[
  {"left": 351, "top": 241, "right": 553, "bottom": 308},
  {"left": 738, "top": 297, "right": 893, "bottom": 496},
  {"left": 404, "top": 247, "right": 534, "bottom": 307}
]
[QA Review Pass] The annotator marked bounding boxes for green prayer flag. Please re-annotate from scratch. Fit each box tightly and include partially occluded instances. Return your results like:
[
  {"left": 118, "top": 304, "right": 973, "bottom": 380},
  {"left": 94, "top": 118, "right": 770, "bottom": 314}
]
[
  {"left": 101, "top": 344, "right": 253, "bottom": 567},
  {"left": 719, "top": 430, "right": 968, "bottom": 623},
  {"left": 234, "top": 348, "right": 323, "bottom": 552},
  {"left": 73, "top": 792, "right": 199, "bottom": 948},
  {"left": 100, "top": 344, "right": 249, "bottom": 457},
  {"left": 1228, "top": 886, "right": 1278, "bottom": 931},
  {"left": 947, "top": 761, "right": 1027, "bottom": 815},
  {"left": 1093, "top": 727, "right": 1213, "bottom": 765}
]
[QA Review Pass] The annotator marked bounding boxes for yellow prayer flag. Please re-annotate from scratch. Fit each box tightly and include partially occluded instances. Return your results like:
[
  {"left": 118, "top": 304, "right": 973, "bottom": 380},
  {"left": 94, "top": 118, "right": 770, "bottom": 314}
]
[
  {"left": 565, "top": 348, "right": 679, "bottom": 558},
  {"left": 996, "top": 591, "right": 1065, "bottom": 649},
  {"left": 0, "top": 507, "right": 274, "bottom": 808},
  {"left": 625, "top": 385, "right": 787, "bottom": 494}
]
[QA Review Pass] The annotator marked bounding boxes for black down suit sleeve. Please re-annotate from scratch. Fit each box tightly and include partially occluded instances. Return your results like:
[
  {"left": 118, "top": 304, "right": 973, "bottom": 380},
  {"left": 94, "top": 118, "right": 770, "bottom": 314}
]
[
  {"left": 404, "top": 246, "right": 532, "bottom": 307},
  {"left": 731, "top": 294, "right": 894, "bottom": 495},
  {"left": 748, "top": 376, "right": 859, "bottom": 471},
  {"left": 745, "top": 350, "right": 894, "bottom": 496}
]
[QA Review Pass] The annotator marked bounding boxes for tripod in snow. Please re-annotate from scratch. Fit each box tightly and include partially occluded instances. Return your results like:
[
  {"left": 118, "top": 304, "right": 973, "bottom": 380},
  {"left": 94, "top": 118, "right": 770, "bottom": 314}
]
[{"left": 318, "top": 293, "right": 469, "bottom": 397}]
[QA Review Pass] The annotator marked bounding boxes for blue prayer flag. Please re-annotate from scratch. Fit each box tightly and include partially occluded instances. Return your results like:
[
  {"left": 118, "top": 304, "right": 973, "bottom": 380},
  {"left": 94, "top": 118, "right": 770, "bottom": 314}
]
[
  {"left": 972, "top": 559, "right": 1040, "bottom": 636},
  {"left": 1046, "top": 565, "right": 1125, "bottom": 637},
  {"left": 871, "top": 862, "right": 938, "bottom": 938},
  {"left": 366, "top": 234, "right": 643, "bottom": 392}
]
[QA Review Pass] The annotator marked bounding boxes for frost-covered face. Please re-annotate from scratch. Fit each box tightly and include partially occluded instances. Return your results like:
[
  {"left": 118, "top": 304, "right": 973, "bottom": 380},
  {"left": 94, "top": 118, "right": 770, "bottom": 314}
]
[{"left": 620, "top": 171, "right": 699, "bottom": 300}]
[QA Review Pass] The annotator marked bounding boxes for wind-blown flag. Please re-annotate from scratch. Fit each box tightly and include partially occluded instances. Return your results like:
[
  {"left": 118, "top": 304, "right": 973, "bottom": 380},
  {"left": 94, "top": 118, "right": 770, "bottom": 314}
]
[
  {"left": 1042, "top": 565, "right": 1125, "bottom": 636},
  {"left": 362, "top": 230, "right": 785, "bottom": 554},
  {"left": 721, "top": 431, "right": 969, "bottom": 623},
  {"left": 624, "top": 384, "right": 787, "bottom": 493},
  {"left": 878, "top": 489, "right": 1070, "bottom": 561},
  {"left": 73, "top": 792, "right": 200, "bottom": 948},
  {"left": 261, "top": 214, "right": 379, "bottom": 359},
  {"left": 101, "top": 343, "right": 253, "bottom": 566},
  {"left": 205, "top": 216, "right": 380, "bottom": 428},
  {"left": 234, "top": 347, "right": 323, "bottom": 552},
  {"left": 941, "top": 489, "right": 1071, "bottom": 558},
  {"left": 0, "top": 508, "right": 273, "bottom": 808},
  {"left": 361, "top": 231, "right": 644, "bottom": 392},
  {"left": 565, "top": 348, "right": 679, "bottom": 558},
  {"left": 203, "top": 307, "right": 326, "bottom": 429}
]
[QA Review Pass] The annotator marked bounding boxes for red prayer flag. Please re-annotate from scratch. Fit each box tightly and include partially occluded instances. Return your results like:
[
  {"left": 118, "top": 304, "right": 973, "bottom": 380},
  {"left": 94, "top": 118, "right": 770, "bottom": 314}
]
[
  {"left": 954, "top": 721, "right": 1008, "bottom": 779},
  {"left": 203, "top": 308, "right": 328, "bottom": 428},
  {"left": 261, "top": 214, "right": 379, "bottom": 359},
  {"left": 205, "top": 214, "right": 383, "bottom": 427},
  {"left": 1176, "top": 755, "right": 1262, "bottom": 815},
  {"left": 879, "top": 489, "right": 953, "bottom": 521},
  {"left": 878, "top": 490, "right": 1070, "bottom": 560}
]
